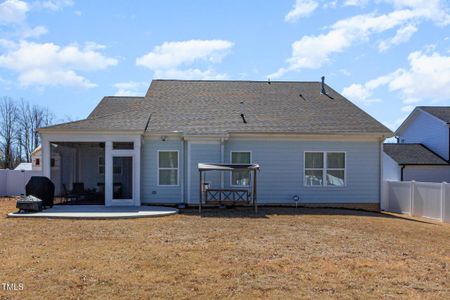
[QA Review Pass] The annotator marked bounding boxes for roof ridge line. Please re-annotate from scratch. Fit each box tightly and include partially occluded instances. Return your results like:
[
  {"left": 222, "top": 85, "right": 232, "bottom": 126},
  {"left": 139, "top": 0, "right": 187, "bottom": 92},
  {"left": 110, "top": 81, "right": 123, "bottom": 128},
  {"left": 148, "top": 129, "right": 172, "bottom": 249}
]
[
  {"left": 419, "top": 143, "right": 449, "bottom": 162},
  {"left": 103, "top": 96, "right": 145, "bottom": 98},
  {"left": 152, "top": 79, "right": 322, "bottom": 83}
]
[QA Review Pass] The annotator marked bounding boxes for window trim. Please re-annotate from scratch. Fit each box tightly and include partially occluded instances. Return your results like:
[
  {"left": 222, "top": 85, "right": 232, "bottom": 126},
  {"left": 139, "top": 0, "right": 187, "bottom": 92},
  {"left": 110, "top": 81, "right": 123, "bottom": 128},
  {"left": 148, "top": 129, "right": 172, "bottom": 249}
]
[
  {"left": 157, "top": 150, "right": 180, "bottom": 187},
  {"left": 230, "top": 151, "right": 252, "bottom": 187},
  {"left": 303, "top": 151, "right": 347, "bottom": 188}
]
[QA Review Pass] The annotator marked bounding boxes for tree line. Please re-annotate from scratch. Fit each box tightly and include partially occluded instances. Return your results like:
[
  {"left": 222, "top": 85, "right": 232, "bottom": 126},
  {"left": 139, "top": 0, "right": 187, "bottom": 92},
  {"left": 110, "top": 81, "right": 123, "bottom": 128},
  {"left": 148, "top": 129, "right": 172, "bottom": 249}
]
[{"left": 0, "top": 96, "right": 54, "bottom": 169}]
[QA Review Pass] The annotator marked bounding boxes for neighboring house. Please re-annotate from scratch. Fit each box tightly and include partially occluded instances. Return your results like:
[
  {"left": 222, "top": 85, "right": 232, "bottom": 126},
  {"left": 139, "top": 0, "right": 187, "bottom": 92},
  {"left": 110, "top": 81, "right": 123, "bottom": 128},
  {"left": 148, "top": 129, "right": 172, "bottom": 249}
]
[
  {"left": 31, "top": 144, "right": 61, "bottom": 194},
  {"left": 14, "top": 163, "right": 32, "bottom": 171},
  {"left": 383, "top": 107, "right": 450, "bottom": 183},
  {"left": 31, "top": 145, "right": 60, "bottom": 171},
  {"left": 383, "top": 144, "right": 450, "bottom": 182},
  {"left": 37, "top": 79, "right": 392, "bottom": 209},
  {"left": 31, "top": 145, "right": 43, "bottom": 171}
]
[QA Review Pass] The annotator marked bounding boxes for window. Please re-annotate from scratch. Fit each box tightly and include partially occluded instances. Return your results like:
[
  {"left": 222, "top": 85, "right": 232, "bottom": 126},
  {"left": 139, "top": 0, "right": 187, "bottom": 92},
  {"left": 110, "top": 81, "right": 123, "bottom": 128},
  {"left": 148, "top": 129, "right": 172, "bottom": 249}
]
[
  {"left": 304, "top": 152, "right": 345, "bottom": 187},
  {"left": 231, "top": 151, "right": 251, "bottom": 186},
  {"left": 35, "top": 158, "right": 40, "bottom": 166},
  {"left": 113, "top": 142, "right": 134, "bottom": 150},
  {"left": 158, "top": 151, "right": 178, "bottom": 186}
]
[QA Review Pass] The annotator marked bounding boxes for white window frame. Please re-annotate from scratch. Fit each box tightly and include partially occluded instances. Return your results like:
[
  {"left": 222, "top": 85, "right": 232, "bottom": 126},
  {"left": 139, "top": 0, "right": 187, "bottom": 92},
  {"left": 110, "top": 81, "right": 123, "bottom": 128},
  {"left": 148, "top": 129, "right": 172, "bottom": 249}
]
[
  {"left": 230, "top": 151, "right": 252, "bottom": 187},
  {"left": 157, "top": 150, "right": 179, "bottom": 187},
  {"left": 303, "top": 151, "right": 346, "bottom": 188}
]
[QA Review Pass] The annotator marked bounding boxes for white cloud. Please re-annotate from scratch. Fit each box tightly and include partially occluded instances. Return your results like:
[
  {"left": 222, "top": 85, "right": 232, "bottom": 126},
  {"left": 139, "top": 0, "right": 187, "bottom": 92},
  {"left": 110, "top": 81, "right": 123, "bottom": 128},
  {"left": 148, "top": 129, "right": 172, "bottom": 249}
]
[
  {"left": 383, "top": 116, "right": 406, "bottom": 131},
  {"left": 113, "top": 81, "right": 147, "bottom": 96},
  {"left": 378, "top": 24, "right": 418, "bottom": 52},
  {"left": 153, "top": 68, "right": 228, "bottom": 80},
  {"left": 136, "top": 40, "right": 233, "bottom": 70},
  {"left": 389, "top": 50, "right": 450, "bottom": 100},
  {"left": 323, "top": 1, "right": 337, "bottom": 9},
  {"left": 284, "top": 0, "right": 318, "bottom": 23},
  {"left": 342, "top": 49, "right": 450, "bottom": 108},
  {"left": 384, "top": 0, "right": 450, "bottom": 25},
  {"left": 0, "top": 0, "right": 48, "bottom": 38},
  {"left": 401, "top": 105, "right": 415, "bottom": 112},
  {"left": 270, "top": 0, "right": 450, "bottom": 78},
  {"left": 0, "top": 40, "right": 118, "bottom": 88},
  {"left": 341, "top": 77, "right": 390, "bottom": 104},
  {"left": 0, "top": 0, "right": 29, "bottom": 24},
  {"left": 34, "top": 0, "right": 74, "bottom": 11},
  {"left": 344, "top": 0, "right": 368, "bottom": 7},
  {"left": 0, "top": 0, "right": 74, "bottom": 38},
  {"left": 136, "top": 39, "right": 233, "bottom": 80},
  {"left": 21, "top": 25, "right": 48, "bottom": 38}
]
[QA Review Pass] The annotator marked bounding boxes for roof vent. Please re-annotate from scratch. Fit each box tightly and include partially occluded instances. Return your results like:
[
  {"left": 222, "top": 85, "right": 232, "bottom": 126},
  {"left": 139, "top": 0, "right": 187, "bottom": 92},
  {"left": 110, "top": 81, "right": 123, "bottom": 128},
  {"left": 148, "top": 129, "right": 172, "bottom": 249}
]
[
  {"left": 321, "top": 76, "right": 326, "bottom": 94},
  {"left": 240, "top": 101, "right": 247, "bottom": 124},
  {"left": 267, "top": 78, "right": 271, "bottom": 84},
  {"left": 320, "top": 76, "right": 334, "bottom": 99}
]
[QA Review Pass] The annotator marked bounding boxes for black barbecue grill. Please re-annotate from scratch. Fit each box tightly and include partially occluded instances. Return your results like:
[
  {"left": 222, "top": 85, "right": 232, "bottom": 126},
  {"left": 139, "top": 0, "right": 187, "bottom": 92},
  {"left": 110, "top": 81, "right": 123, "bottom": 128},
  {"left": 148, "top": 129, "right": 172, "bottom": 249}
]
[{"left": 25, "top": 176, "right": 55, "bottom": 208}]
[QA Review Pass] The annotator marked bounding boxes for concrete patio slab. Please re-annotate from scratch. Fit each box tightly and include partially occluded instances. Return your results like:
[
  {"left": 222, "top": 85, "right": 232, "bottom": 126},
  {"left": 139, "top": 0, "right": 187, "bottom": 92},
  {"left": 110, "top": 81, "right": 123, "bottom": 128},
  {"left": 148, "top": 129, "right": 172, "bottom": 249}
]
[{"left": 7, "top": 205, "right": 178, "bottom": 219}]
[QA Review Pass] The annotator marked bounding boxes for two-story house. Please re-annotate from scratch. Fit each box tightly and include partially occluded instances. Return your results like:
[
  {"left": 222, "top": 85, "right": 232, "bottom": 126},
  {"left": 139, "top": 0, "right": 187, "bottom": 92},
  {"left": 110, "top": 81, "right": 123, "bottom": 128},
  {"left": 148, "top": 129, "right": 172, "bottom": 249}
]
[{"left": 384, "top": 107, "right": 450, "bottom": 182}]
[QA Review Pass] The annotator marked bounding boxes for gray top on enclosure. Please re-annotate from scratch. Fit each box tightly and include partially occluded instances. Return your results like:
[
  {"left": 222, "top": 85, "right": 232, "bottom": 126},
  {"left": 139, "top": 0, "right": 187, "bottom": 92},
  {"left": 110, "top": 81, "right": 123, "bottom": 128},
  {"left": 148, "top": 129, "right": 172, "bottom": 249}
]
[{"left": 198, "top": 163, "right": 260, "bottom": 171}]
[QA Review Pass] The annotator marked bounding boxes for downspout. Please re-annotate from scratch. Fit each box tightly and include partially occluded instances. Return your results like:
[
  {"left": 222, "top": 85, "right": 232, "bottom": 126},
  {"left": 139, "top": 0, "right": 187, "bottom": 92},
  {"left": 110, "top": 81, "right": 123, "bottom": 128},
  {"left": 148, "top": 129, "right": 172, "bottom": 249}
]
[
  {"left": 220, "top": 138, "right": 224, "bottom": 189},
  {"left": 448, "top": 124, "right": 450, "bottom": 162},
  {"left": 400, "top": 165, "right": 405, "bottom": 181},
  {"left": 379, "top": 140, "right": 383, "bottom": 210},
  {"left": 180, "top": 139, "right": 185, "bottom": 204}
]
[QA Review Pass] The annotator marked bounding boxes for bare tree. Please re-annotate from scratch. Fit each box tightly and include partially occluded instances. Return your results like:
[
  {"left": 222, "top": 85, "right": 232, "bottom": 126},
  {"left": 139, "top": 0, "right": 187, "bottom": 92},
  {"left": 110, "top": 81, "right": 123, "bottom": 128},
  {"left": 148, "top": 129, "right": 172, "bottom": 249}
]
[
  {"left": 0, "top": 97, "right": 18, "bottom": 169},
  {"left": 17, "top": 100, "right": 32, "bottom": 162},
  {"left": 17, "top": 100, "right": 55, "bottom": 162}
]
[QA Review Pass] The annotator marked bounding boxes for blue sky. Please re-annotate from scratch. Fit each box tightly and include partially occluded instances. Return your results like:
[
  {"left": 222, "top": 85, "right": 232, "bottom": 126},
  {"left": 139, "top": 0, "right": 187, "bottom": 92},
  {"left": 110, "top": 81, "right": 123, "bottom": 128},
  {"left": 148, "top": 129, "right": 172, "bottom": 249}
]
[{"left": 0, "top": 0, "right": 450, "bottom": 129}]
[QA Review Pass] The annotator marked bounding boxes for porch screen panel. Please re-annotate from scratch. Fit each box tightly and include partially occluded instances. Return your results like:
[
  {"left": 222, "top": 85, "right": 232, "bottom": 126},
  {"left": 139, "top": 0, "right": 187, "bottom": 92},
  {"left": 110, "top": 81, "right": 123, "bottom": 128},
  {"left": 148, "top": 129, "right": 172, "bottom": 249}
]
[{"left": 113, "top": 156, "right": 133, "bottom": 199}]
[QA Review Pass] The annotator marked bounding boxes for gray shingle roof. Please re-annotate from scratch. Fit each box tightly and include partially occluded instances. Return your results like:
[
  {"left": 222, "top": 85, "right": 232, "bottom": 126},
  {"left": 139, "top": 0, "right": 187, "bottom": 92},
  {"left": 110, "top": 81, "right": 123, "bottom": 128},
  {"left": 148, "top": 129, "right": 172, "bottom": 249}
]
[
  {"left": 419, "top": 106, "right": 450, "bottom": 123},
  {"left": 40, "top": 80, "right": 393, "bottom": 136},
  {"left": 88, "top": 96, "right": 145, "bottom": 118},
  {"left": 384, "top": 143, "right": 449, "bottom": 165},
  {"left": 42, "top": 109, "right": 150, "bottom": 132}
]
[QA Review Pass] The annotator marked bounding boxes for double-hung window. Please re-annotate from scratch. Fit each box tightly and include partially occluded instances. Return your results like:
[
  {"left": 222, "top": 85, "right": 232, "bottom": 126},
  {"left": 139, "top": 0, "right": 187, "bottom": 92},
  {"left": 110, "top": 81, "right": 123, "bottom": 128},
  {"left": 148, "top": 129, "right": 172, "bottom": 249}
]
[
  {"left": 231, "top": 151, "right": 251, "bottom": 186},
  {"left": 304, "top": 152, "right": 345, "bottom": 187},
  {"left": 158, "top": 151, "right": 179, "bottom": 186}
]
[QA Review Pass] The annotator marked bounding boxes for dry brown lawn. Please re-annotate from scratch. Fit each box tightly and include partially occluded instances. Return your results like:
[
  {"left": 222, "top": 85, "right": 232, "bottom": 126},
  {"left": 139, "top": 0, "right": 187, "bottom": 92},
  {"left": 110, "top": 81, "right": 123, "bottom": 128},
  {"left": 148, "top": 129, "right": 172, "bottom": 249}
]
[{"left": 1, "top": 197, "right": 450, "bottom": 299}]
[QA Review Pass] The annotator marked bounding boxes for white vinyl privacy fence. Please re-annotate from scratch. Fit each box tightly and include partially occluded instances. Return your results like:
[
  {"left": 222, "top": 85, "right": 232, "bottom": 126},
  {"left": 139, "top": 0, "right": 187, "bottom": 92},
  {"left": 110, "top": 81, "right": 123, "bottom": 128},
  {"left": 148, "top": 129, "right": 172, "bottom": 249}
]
[
  {"left": 384, "top": 180, "right": 450, "bottom": 223},
  {"left": 0, "top": 170, "right": 42, "bottom": 196}
]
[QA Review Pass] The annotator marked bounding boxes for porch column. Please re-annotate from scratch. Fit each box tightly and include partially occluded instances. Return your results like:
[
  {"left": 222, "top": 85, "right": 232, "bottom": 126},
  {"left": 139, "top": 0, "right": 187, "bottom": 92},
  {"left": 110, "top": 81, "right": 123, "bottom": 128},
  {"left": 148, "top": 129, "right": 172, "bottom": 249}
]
[
  {"left": 104, "top": 141, "right": 113, "bottom": 206},
  {"left": 41, "top": 136, "right": 51, "bottom": 179},
  {"left": 133, "top": 136, "right": 141, "bottom": 206}
]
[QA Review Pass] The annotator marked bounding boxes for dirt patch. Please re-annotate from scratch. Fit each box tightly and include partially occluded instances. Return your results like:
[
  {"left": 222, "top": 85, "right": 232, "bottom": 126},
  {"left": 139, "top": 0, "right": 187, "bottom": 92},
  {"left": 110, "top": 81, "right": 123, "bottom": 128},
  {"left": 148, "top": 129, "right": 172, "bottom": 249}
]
[{"left": 1, "top": 198, "right": 450, "bottom": 299}]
